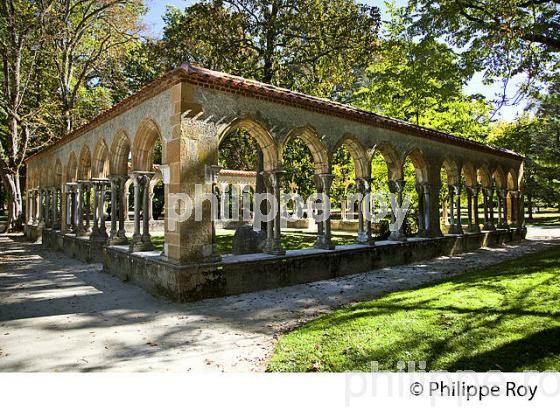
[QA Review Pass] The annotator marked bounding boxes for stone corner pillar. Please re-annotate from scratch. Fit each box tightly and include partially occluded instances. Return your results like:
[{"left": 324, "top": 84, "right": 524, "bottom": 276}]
[{"left": 161, "top": 111, "right": 222, "bottom": 264}]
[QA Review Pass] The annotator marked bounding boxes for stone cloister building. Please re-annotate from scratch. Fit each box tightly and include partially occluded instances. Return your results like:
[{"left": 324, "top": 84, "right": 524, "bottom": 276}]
[{"left": 25, "top": 65, "right": 525, "bottom": 301}]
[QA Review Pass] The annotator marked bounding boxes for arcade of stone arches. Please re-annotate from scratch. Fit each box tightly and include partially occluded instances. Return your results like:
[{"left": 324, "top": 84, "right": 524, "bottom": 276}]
[{"left": 25, "top": 115, "right": 523, "bottom": 260}]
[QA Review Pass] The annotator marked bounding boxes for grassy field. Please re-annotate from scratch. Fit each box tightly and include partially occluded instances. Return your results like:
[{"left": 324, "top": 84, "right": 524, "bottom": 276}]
[
  {"left": 150, "top": 230, "right": 358, "bottom": 254},
  {"left": 267, "top": 246, "right": 560, "bottom": 372}
]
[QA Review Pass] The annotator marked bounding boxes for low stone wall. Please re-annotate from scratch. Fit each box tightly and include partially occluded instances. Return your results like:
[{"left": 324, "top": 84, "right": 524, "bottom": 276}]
[{"left": 101, "top": 228, "right": 525, "bottom": 303}]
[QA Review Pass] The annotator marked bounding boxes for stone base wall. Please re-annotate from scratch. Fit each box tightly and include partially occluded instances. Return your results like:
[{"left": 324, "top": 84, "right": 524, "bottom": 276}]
[
  {"left": 35, "top": 224, "right": 526, "bottom": 303},
  {"left": 102, "top": 228, "right": 525, "bottom": 303}
]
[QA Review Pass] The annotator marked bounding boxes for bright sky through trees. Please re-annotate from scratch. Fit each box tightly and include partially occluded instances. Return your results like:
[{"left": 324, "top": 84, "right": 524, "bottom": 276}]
[{"left": 142, "top": 0, "right": 527, "bottom": 121}]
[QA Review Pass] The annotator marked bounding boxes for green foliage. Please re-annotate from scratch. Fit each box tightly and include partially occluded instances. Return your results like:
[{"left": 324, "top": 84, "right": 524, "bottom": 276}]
[
  {"left": 268, "top": 246, "right": 560, "bottom": 372},
  {"left": 158, "top": 0, "right": 381, "bottom": 99},
  {"left": 218, "top": 130, "right": 258, "bottom": 170},
  {"left": 331, "top": 145, "right": 355, "bottom": 209},
  {"left": 282, "top": 138, "right": 315, "bottom": 199},
  {"left": 353, "top": 2, "right": 492, "bottom": 141},
  {"left": 408, "top": 0, "right": 560, "bottom": 94}
]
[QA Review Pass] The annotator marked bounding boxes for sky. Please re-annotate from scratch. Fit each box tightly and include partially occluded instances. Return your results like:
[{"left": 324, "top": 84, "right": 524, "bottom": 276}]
[{"left": 142, "top": 0, "right": 526, "bottom": 122}]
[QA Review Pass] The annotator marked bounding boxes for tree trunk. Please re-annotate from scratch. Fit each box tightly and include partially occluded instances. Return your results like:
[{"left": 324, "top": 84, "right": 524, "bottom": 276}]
[{"left": 1, "top": 172, "right": 23, "bottom": 232}]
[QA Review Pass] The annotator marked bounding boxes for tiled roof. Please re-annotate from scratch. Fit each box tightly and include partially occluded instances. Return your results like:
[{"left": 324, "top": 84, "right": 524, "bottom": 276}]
[{"left": 26, "top": 64, "right": 523, "bottom": 163}]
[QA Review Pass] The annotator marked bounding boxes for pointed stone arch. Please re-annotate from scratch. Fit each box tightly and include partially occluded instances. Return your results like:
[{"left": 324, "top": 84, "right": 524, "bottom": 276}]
[
  {"left": 218, "top": 117, "right": 278, "bottom": 171},
  {"left": 78, "top": 145, "right": 92, "bottom": 180},
  {"left": 462, "top": 162, "right": 477, "bottom": 187},
  {"left": 92, "top": 138, "right": 110, "bottom": 178},
  {"left": 507, "top": 168, "right": 518, "bottom": 190},
  {"left": 111, "top": 129, "right": 131, "bottom": 176},
  {"left": 371, "top": 142, "right": 402, "bottom": 181},
  {"left": 331, "top": 135, "right": 369, "bottom": 178},
  {"left": 493, "top": 166, "right": 507, "bottom": 189},
  {"left": 132, "top": 118, "right": 163, "bottom": 172},
  {"left": 54, "top": 159, "right": 63, "bottom": 187},
  {"left": 281, "top": 125, "right": 329, "bottom": 174},
  {"left": 403, "top": 148, "right": 429, "bottom": 183},
  {"left": 477, "top": 164, "right": 492, "bottom": 188},
  {"left": 66, "top": 152, "right": 78, "bottom": 183},
  {"left": 441, "top": 157, "right": 460, "bottom": 186}
]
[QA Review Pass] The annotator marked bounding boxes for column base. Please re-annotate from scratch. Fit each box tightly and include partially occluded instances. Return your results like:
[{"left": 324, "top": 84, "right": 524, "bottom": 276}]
[
  {"left": 482, "top": 222, "right": 496, "bottom": 231},
  {"left": 109, "top": 235, "right": 129, "bottom": 245},
  {"left": 129, "top": 240, "right": 154, "bottom": 253},
  {"left": 497, "top": 222, "right": 509, "bottom": 229},
  {"left": 264, "top": 240, "right": 285, "bottom": 256},
  {"left": 389, "top": 230, "right": 407, "bottom": 242},
  {"left": 467, "top": 224, "right": 481, "bottom": 233},
  {"left": 356, "top": 231, "right": 373, "bottom": 245},
  {"left": 448, "top": 224, "right": 463, "bottom": 235},
  {"left": 315, "top": 236, "right": 335, "bottom": 250}
]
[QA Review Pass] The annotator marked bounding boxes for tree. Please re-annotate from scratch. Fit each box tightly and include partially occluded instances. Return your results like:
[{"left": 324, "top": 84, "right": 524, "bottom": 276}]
[
  {"left": 408, "top": 0, "right": 560, "bottom": 104},
  {"left": 0, "top": 0, "right": 53, "bottom": 230},
  {"left": 353, "top": 2, "right": 492, "bottom": 140},
  {"left": 157, "top": 0, "right": 381, "bottom": 99},
  {"left": 44, "top": 0, "right": 146, "bottom": 132}
]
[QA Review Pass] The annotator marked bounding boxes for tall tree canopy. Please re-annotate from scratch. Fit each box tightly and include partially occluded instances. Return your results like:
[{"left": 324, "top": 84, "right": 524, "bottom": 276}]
[
  {"left": 353, "top": 2, "right": 492, "bottom": 140},
  {"left": 157, "top": 0, "right": 381, "bottom": 98},
  {"left": 408, "top": 0, "right": 560, "bottom": 104}
]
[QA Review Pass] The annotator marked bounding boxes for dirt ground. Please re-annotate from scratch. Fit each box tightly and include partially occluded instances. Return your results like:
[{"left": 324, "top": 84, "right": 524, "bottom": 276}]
[{"left": 1, "top": 226, "right": 559, "bottom": 372}]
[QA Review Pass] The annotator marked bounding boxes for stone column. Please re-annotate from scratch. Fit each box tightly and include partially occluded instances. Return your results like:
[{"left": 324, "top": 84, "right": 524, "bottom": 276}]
[
  {"left": 482, "top": 188, "right": 495, "bottom": 230},
  {"left": 473, "top": 185, "right": 481, "bottom": 231},
  {"left": 130, "top": 173, "right": 142, "bottom": 251},
  {"left": 51, "top": 188, "right": 57, "bottom": 229},
  {"left": 422, "top": 183, "right": 432, "bottom": 236},
  {"left": 109, "top": 177, "right": 118, "bottom": 241},
  {"left": 448, "top": 185, "right": 463, "bottom": 234},
  {"left": 498, "top": 189, "right": 509, "bottom": 229},
  {"left": 91, "top": 181, "right": 100, "bottom": 237},
  {"left": 84, "top": 183, "right": 92, "bottom": 234},
  {"left": 141, "top": 173, "right": 155, "bottom": 249},
  {"left": 388, "top": 179, "right": 407, "bottom": 241},
  {"left": 37, "top": 189, "right": 45, "bottom": 228},
  {"left": 415, "top": 183, "right": 426, "bottom": 237},
  {"left": 466, "top": 186, "right": 479, "bottom": 233},
  {"left": 356, "top": 177, "right": 373, "bottom": 244},
  {"left": 110, "top": 176, "right": 128, "bottom": 245},
  {"left": 76, "top": 182, "right": 85, "bottom": 236},
  {"left": 447, "top": 185, "right": 455, "bottom": 234},
  {"left": 314, "top": 173, "right": 335, "bottom": 249},
  {"left": 44, "top": 188, "right": 51, "bottom": 228},
  {"left": 98, "top": 181, "right": 109, "bottom": 239},
  {"left": 509, "top": 190, "right": 518, "bottom": 227},
  {"left": 262, "top": 169, "right": 285, "bottom": 255}
]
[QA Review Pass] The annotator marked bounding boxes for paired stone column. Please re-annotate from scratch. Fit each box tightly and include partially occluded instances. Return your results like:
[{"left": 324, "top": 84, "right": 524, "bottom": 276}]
[
  {"left": 388, "top": 179, "right": 407, "bottom": 241},
  {"left": 482, "top": 188, "right": 495, "bottom": 230},
  {"left": 355, "top": 177, "right": 373, "bottom": 244},
  {"left": 422, "top": 182, "right": 432, "bottom": 236},
  {"left": 261, "top": 169, "right": 285, "bottom": 255},
  {"left": 497, "top": 189, "right": 509, "bottom": 229},
  {"left": 129, "top": 171, "right": 155, "bottom": 252},
  {"left": 415, "top": 183, "right": 426, "bottom": 237},
  {"left": 90, "top": 179, "right": 110, "bottom": 242},
  {"left": 465, "top": 185, "right": 480, "bottom": 233},
  {"left": 109, "top": 176, "right": 129, "bottom": 245},
  {"left": 65, "top": 183, "right": 78, "bottom": 233},
  {"left": 314, "top": 173, "right": 335, "bottom": 249},
  {"left": 448, "top": 185, "right": 463, "bottom": 234},
  {"left": 37, "top": 189, "right": 45, "bottom": 228}
]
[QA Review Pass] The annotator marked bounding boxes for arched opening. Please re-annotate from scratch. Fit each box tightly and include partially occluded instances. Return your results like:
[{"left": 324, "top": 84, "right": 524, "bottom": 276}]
[
  {"left": 216, "top": 118, "right": 278, "bottom": 254},
  {"left": 440, "top": 158, "right": 460, "bottom": 234},
  {"left": 331, "top": 136, "right": 369, "bottom": 243},
  {"left": 92, "top": 139, "right": 110, "bottom": 179},
  {"left": 402, "top": 149, "right": 429, "bottom": 237},
  {"left": 66, "top": 153, "right": 77, "bottom": 183},
  {"left": 370, "top": 143, "right": 401, "bottom": 239},
  {"left": 110, "top": 130, "right": 131, "bottom": 177},
  {"left": 280, "top": 127, "right": 337, "bottom": 249},
  {"left": 132, "top": 119, "right": 163, "bottom": 172},
  {"left": 77, "top": 145, "right": 91, "bottom": 181}
]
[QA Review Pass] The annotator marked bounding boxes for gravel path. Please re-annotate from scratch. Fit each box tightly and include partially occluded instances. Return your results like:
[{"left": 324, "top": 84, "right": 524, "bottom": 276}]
[{"left": 1, "top": 227, "right": 559, "bottom": 372}]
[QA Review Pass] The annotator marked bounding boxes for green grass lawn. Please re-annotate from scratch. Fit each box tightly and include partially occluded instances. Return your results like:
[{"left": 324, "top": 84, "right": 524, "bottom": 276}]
[
  {"left": 267, "top": 246, "right": 560, "bottom": 372},
  {"left": 150, "top": 230, "right": 357, "bottom": 254}
]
